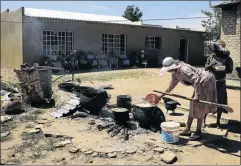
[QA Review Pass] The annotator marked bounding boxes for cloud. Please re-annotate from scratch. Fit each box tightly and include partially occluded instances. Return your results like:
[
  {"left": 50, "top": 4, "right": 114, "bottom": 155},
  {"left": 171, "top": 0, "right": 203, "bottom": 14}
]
[{"left": 87, "top": 3, "right": 109, "bottom": 11}]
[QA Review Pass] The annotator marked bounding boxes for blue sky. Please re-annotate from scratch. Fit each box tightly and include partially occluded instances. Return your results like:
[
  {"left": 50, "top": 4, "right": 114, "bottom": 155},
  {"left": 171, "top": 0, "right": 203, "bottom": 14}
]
[{"left": 1, "top": 1, "right": 224, "bottom": 30}]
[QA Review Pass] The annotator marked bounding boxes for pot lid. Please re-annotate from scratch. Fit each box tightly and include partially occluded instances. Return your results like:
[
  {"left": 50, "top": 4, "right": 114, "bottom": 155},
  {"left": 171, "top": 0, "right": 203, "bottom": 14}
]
[
  {"left": 112, "top": 108, "right": 129, "bottom": 112},
  {"left": 134, "top": 103, "right": 156, "bottom": 108}
]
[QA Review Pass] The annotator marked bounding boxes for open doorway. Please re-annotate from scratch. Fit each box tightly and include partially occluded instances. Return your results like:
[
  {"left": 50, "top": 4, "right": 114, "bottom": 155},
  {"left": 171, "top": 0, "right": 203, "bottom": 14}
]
[{"left": 179, "top": 38, "right": 189, "bottom": 62}]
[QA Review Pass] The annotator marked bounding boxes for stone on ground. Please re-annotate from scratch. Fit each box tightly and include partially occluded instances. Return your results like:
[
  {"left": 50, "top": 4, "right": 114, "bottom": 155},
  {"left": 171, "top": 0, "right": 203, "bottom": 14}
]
[
  {"left": 84, "top": 150, "right": 93, "bottom": 155},
  {"left": 107, "top": 152, "right": 117, "bottom": 158},
  {"left": 69, "top": 147, "right": 79, "bottom": 154},
  {"left": 1, "top": 131, "right": 10, "bottom": 137},
  {"left": 54, "top": 140, "right": 72, "bottom": 148},
  {"left": 92, "top": 152, "right": 98, "bottom": 157},
  {"left": 125, "top": 148, "right": 137, "bottom": 154},
  {"left": 25, "top": 128, "right": 41, "bottom": 134},
  {"left": 161, "top": 151, "right": 177, "bottom": 164},
  {"left": 153, "top": 147, "right": 164, "bottom": 153},
  {"left": 1, "top": 116, "right": 12, "bottom": 123}
]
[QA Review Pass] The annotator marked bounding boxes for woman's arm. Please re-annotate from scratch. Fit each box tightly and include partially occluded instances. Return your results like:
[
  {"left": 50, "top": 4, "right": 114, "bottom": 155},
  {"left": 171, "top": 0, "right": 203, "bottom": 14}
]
[
  {"left": 205, "top": 55, "right": 216, "bottom": 71},
  {"left": 225, "top": 57, "right": 233, "bottom": 74},
  {"left": 159, "top": 73, "right": 180, "bottom": 99}
]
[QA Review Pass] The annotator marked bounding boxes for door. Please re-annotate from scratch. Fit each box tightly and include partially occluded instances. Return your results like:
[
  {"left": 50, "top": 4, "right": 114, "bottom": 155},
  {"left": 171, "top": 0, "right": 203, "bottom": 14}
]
[{"left": 179, "top": 38, "right": 189, "bottom": 62}]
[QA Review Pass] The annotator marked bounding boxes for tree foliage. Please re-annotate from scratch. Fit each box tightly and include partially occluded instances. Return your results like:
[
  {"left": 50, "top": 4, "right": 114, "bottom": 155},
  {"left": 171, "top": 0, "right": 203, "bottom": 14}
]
[
  {"left": 123, "top": 5, "right": 143, "bottom": 22},
  {"left": 201, "top": 1, "right": 222, "bottom": 41}
]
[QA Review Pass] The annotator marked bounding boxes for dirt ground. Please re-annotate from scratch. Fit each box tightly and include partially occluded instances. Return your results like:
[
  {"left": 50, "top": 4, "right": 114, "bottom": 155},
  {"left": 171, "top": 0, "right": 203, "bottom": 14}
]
[{"left": 1, "top": 67, "right": 240, "bottom": 165}]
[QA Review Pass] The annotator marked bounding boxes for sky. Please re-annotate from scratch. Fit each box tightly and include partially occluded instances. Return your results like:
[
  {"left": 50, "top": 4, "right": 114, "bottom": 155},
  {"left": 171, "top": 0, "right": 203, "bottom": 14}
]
[{"left": 1, "top": 1, "right": 224, "bottom": 31}]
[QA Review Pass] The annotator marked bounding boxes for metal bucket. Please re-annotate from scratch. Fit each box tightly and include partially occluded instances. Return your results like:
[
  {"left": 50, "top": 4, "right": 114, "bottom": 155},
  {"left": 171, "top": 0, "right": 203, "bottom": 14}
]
[{"left": 37, "top": 68, "right": 52, "bottom": 99}]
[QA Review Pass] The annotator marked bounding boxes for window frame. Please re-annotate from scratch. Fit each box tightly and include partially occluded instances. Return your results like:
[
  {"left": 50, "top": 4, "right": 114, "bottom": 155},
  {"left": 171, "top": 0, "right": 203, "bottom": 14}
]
[
  {"left": 43, "top": 30, "right": 74, "bottom": 56},
  {"left": 145, "top": 36, "right": 163, "bottom": 50},
  {"left": 102, "top": 33, "right": 127, "bottom": 56}
]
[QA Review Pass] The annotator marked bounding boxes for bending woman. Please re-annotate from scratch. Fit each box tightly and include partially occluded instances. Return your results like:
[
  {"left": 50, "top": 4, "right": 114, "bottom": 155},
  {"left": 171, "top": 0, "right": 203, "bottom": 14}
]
[{"left": 158, "top": 57, "right": 217, "bottom": 140}]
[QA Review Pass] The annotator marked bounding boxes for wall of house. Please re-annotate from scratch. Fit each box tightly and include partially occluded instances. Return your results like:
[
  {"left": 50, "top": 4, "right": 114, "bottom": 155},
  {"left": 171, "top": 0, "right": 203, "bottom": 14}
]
[
  {"left": 22, "top": 16, "right": 205, "bottom": 67},
  {"left": 221, "top": 4, "right": 241, "bottom": 79},
  {"left": 1, "top": 8, "right": 23, "bottom": 68}
]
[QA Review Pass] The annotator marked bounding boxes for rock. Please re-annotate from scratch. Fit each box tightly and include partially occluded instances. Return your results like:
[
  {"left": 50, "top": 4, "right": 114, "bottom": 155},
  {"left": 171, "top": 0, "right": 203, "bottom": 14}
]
[
  {"left": 153, "top": 147, "right": 164, "bottom": 153},
  {"left": 161, "top": 151, "right": 177, "bottom": 164},
  {"left": 34, "top": 124, "right": 43, "bottom": 130},
  {"left": 107, "top": 152, "right": 117, "bottom": 158},
  {"left": 88, "top": 119, "right": 96, "bottom": 125},
  {"left": 149, "top": 138, "right": 157, "bottom": 141},
  {"left": 54, "top": 140, "right": 72, "bottom": 148},
  {"left": 187, "top": 141, "right": 203, "bottom": 147},
  {"left": 1, "top": 131, "right": 10, "bottom": 137},
  {"left": 69, "top": 147, "right": 79, "bottom": 153},
  {"left": 92, "top": 152, "right": 98, "bottom": 157},
  {"left": 71, "top": 112, "right": 88, "bottom": 118},
  {"left": 36, "top": 120, "right": 49, "bottom": 124},
  {"left": 218, "top": 148, "right": 226, "bottom": 153},
  {"left": 84, "top": 150, "right": 93, "bottom": 155},
  {"left": 5, "top": 100, "right": 22, "bottom": 115},
  {"left": 1, "top": 116, "right": 12, "bottom": 123},
  {"left": 81, "top": 148, "right": 89, "bottom": 153},
  {"left": 125, "top": 148, "right": 137, "bottom": 154},
  {"left": 25, "top": 123, "right": 35, "bottom": 128},
  {"left": 26, "top": 128, "right": 41, "bottom": 134}
]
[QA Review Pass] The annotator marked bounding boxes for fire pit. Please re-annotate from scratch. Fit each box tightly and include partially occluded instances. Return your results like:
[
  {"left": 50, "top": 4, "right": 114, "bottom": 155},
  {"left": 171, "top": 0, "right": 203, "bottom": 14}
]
[{"left": 97, "top": 108, "right": 130, "bottom": 140}]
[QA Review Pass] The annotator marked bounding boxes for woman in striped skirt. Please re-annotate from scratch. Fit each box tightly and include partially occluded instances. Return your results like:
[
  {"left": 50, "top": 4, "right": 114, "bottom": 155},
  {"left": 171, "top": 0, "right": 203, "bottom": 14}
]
[
  {"left": 158, "top": 57, "right": 217, "bottom": 141},
  {"left": 205, "top": 42, "right": 233, "bottom": 128}
]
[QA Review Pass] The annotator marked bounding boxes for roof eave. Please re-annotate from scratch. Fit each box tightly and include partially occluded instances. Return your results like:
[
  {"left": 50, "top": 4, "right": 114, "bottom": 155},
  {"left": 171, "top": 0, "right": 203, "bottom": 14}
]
[{"left": 213, "top": 2, "right": 240, "bottom": 8}]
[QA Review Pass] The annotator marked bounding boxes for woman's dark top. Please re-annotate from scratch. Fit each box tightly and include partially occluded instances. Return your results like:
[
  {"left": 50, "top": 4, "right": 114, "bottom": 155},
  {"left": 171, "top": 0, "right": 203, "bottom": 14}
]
[{"left": 205, "top": 53, "right": 233, "bottom": 81}]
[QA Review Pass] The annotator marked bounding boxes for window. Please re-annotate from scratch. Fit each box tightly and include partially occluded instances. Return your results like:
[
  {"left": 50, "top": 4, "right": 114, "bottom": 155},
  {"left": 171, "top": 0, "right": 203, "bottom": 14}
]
[
  {"left": 43, "top": 30, "right": 73, "bottom": 56},
  {"left": 145, "top": 36, "right": 163, "bottom": 49},
  {"left": 102, "top": 34, "right": 127, "bottom": 56}
]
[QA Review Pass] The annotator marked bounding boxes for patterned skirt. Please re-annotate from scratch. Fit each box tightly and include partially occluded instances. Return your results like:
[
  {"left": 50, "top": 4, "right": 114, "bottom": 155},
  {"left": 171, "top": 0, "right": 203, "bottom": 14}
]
[
  {"left": 216, "top": 80, "right": 228, "bottom": 113},
  {"left": 189, "top": 73, "right": 217, "bottom": 119}
]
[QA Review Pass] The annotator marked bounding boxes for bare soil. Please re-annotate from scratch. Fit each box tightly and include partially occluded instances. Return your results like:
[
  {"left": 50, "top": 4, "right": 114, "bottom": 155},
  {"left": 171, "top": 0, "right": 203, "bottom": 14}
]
[{"left": 1, "top": 67, "right": 240, "bottom": 165}]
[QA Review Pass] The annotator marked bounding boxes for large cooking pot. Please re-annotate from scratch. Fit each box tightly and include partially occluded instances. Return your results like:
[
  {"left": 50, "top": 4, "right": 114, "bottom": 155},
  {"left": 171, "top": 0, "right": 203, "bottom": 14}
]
[
  {"left": 75, "top": 86, "right": 109, "bottom": 115},
  {"left": 112, "top": 108, "right": 130, "bottom": 124},
  {"left": 132, "top": 103, "right": 165, "bottom": 131}
]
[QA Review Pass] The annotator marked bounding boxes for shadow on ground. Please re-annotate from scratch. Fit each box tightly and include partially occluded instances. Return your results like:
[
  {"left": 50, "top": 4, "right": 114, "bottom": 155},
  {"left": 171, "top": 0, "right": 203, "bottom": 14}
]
[{"left": 201, "top": 132, "right": 241, "bottom": 158}]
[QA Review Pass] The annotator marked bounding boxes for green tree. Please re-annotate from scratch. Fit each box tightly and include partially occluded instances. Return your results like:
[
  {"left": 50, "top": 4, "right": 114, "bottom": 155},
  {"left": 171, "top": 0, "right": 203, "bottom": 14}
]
[
  {"left": 123, "top": 5, "right": 143, "bottom": 22},
  {"left": 201, "top": 1, "right": 222, "bottom": 41}
]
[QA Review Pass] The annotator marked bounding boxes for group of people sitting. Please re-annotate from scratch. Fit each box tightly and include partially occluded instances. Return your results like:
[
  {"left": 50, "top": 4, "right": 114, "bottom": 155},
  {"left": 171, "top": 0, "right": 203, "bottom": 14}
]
[{"left": 158, "top": 40, "right": 233, "bottom": 141}]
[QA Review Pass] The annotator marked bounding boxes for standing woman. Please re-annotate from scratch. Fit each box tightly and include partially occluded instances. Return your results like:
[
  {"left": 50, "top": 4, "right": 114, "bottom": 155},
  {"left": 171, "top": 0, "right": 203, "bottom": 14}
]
[
  {"left": 205, "top": 42, "right": 233, "bottom": 128},
  {"left": 158, "top": 57, "right": 217, "bottom": 140}
]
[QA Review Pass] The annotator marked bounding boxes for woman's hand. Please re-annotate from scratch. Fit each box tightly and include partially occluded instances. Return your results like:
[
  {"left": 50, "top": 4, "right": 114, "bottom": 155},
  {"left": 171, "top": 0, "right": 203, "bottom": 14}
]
[
  {"left": 158, "top": 95, "right": 164, "bottom": 101},
  {"left": 193, "top": 95, "right": 199, "bottom": 101}
]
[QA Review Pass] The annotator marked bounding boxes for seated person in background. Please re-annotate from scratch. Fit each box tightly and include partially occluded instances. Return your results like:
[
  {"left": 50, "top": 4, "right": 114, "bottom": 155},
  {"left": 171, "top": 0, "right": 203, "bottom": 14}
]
[{"left": 120, "top": 52, "right": 130, "bottom": 67}]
